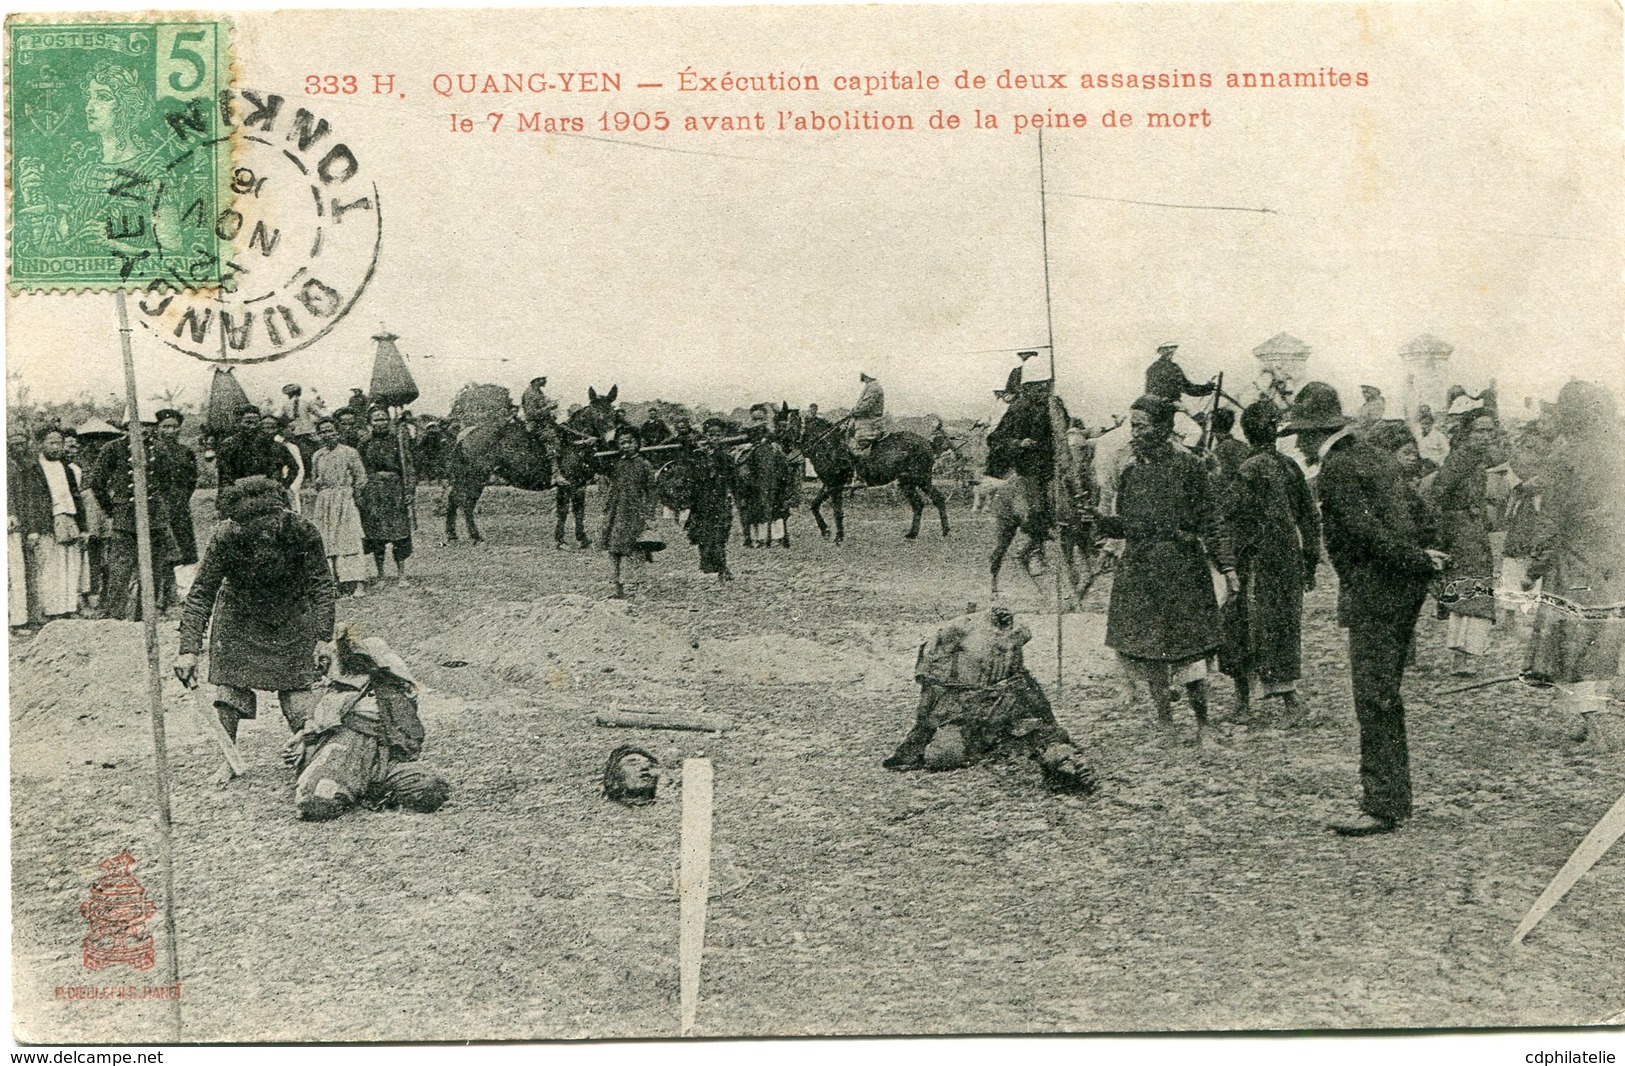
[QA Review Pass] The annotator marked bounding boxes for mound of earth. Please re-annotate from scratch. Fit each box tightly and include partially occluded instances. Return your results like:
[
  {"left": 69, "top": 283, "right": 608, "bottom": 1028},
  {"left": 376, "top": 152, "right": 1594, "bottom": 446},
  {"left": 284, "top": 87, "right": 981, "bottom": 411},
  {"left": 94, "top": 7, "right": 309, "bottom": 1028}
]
[
  {"left": 9, "top": 619, "right": 206, "bottom": 770},
  {"left": 424, "top": 594, "right": 905, "bottom": 694}
]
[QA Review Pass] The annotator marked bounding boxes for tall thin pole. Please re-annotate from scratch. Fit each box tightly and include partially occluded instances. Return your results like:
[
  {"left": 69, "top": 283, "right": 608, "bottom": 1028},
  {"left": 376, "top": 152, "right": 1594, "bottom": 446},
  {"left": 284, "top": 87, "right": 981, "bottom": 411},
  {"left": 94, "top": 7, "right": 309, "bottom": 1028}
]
[
  {"left": 115, "top": 292, "right": 183, "bottom": 1039},
  {"left": 1037, "top": 129, "right": 1064, "bottom": 707}
]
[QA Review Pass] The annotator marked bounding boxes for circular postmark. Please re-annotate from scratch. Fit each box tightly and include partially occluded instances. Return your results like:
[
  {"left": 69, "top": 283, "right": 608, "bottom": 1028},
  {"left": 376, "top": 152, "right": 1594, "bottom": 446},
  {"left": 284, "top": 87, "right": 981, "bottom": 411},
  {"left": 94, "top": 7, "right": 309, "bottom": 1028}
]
[{"left": 136, "top": 89, "right": 382, "bottom": 364}]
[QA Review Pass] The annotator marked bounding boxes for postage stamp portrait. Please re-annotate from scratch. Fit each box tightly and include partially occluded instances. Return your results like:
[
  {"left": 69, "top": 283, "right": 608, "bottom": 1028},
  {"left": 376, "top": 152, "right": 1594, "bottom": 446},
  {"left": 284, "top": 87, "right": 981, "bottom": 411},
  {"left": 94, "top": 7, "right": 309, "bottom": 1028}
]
[{"left": 7, "top": 19, "right": 229, "bottom": 291}]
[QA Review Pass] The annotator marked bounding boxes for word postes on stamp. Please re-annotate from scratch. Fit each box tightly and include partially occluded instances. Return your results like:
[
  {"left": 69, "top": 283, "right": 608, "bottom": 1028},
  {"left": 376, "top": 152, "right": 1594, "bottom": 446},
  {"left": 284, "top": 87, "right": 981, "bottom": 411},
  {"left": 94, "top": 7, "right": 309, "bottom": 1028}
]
[{"left": 7, "top": 19, "right": 230, "bottom": 291}]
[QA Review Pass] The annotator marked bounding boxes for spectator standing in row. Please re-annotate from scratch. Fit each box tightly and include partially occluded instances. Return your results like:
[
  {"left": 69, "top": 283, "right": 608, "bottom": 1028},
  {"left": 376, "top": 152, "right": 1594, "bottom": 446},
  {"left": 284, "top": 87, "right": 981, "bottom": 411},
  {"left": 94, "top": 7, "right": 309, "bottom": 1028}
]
[{"left": 357, "top": 408, "right": 415, "bottom": 586}]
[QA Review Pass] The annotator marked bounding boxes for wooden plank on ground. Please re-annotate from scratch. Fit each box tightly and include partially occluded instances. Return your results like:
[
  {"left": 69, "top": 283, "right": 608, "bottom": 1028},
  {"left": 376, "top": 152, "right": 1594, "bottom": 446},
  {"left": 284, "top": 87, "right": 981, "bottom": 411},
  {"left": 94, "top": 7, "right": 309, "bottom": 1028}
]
[
  {"left": 1513, "top": 792, "right": 1625, "bottom": 945},
  {"left": 679, "top": 757, "right": 713, "bottom": 1036},
  {"left": 597, "top": 710, "right": 731, "bottom": 733}
]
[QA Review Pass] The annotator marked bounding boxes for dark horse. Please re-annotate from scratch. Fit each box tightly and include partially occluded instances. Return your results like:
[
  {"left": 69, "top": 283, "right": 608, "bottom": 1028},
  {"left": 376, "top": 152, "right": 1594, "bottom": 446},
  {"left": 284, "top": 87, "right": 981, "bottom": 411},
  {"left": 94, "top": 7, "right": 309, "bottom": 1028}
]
[
  {"left": 783, "top": 412, "right": 948, "bottom": 542},
  {"left": 444, "top": 386, "right": 617, "bottom": 545}
]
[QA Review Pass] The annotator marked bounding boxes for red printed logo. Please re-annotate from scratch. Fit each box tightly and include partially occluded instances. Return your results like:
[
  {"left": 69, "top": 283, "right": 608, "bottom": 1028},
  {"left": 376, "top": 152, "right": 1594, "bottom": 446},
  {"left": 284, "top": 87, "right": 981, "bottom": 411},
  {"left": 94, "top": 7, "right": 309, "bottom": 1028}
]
[{"left": 79, "top": 850, "right": 158, "bottom": 972}]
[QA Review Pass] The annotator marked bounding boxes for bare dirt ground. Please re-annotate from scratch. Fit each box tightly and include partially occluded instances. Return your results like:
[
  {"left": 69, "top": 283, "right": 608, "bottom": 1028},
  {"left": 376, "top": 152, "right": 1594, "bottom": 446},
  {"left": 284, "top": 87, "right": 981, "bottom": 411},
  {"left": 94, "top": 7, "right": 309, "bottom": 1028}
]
[{"left": 10, "top": 486, "right": 1624, "bottom": 1042}]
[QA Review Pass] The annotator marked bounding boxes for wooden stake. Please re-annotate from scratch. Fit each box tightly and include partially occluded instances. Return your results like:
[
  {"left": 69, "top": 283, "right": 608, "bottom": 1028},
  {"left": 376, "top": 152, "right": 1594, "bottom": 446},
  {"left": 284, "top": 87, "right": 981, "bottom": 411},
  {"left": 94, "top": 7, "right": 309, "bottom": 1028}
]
[
  {"left": 1513, "top": 791, "right": 1625, "bottom": 945},
  {"left": 678, "top": 757, "right": 714, "bottom": 1036},
  {"left": 596, "top": 709, "right": 731, "bottom": 733},
  {"left": 115, "top": 291, "right": 182, "bottom": 1039}
]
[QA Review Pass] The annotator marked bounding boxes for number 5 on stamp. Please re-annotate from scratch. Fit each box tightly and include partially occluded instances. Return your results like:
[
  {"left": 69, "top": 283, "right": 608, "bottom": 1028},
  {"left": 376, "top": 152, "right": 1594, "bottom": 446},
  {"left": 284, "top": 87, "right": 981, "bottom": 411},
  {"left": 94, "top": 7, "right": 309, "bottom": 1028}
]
[{"left": 156, "top": 24, "right": 217, "bottom": 100}]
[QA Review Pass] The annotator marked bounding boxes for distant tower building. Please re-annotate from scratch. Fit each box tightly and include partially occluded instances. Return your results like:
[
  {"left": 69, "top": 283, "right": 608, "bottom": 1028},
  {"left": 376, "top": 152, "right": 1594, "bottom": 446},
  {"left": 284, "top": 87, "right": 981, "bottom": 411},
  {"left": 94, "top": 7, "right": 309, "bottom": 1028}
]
[
  {"left": 1252, "top": 333, "right": 1312, "bottom": 402},
  {"left": 1399, "top": 334, "right": 1453, "bottom": 423}
]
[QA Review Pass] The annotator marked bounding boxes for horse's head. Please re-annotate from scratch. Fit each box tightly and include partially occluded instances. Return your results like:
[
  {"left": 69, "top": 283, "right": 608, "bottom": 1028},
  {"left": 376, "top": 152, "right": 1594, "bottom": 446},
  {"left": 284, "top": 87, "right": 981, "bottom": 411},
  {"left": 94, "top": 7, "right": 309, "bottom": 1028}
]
[{"left": 571, "top": 385, "right": 619, "bottom": 441}]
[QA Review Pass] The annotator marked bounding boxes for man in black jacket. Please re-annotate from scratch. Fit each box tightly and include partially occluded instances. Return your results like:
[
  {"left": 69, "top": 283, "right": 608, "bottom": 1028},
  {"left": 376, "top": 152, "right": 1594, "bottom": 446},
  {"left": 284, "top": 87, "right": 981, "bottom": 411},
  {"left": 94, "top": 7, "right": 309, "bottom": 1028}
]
[
  {"left": 215, "top": 405, "right": 294, "bottom": 499},
  {"left": 90, "top": 420, "right": 181, "bottom": 620},
  {"left": 1282, "top": 382, "right": 1447, "bottom": 836}
]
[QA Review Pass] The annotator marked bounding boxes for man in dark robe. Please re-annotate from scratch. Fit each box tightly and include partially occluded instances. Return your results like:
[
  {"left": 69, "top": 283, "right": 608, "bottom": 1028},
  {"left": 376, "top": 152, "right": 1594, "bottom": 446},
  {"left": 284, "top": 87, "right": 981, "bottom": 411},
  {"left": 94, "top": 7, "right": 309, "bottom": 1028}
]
[
  {"left": 1208, "top": 406, "right": 1250, "bottom": 484},
  {"left": 356, "top": 408, "right": 415, "bottom": 585},
  {"left": 176, "top": 477, "right": 336, "bottom": 749},
  {"left": 1099, "top": 394, "right": 1236, "bottom": 740},
  {"left": 150, "top": 408, "right": 198, "bottom": 608},
  {"left": 1219, "top": 400, "right": 1320, "bottom": 723},
  {"left": 1144, "top": 343, "right": 1216, "bottom": 404},
  {"left": 90, "top": 420, "right": 180, "bottom": 621},
  {"left": 1283, "top": 382, "right": 1447, "bottom": 836},
  {"left": 214, "top": 406, "right": 293, "bottom": 499},
  {"left": 601, "top": 433, "right": 659, "bottom": 598},
  {"left": 1431, "top": 411, "right": 1500, "bottom": 675},
  {"left": 687, "top": 418, "right": 736, "bottom": 582}
]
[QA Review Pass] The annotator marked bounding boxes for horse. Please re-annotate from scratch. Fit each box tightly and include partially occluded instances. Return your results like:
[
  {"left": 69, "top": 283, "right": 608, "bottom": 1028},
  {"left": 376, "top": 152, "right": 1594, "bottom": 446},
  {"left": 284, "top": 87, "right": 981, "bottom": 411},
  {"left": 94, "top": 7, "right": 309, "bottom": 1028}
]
[
  {"left": 550, "top": 387, "right": 620, "bottom": 547},
  {"left": 444, "top": 419, "right": 551, "bottom": 544},
  {"left": 444, "top": 385, "right": 616, "bottom": 545},
  {"left": 783, "top": 411, "right": 948, "bottom": 542}
]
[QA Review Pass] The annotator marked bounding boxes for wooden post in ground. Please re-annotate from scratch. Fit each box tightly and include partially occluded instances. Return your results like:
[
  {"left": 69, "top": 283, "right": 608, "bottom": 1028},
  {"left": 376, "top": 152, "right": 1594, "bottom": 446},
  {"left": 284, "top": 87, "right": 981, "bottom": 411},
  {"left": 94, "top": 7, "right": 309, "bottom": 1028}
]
[
  {"left": 678, "top": 757, "right": 714, "bottom": 1036},
  {"left": 115, "top": 292, "right": 183, "bottom": 1039}
]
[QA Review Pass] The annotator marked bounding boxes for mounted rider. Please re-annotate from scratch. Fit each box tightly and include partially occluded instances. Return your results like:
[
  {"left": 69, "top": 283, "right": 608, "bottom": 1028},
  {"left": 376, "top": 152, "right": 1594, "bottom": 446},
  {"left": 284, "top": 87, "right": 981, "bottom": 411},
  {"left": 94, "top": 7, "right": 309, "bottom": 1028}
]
[
  {"left": 849, "top": 372, "right": 886, "bottom": 456},
  {"left": 986, "top": 377, "right": 1058, "bottom": 536},
  {"left": 1144, "top": 342, "right": 1216, "bottom": 408},
  {"left": 520, "top": 376, "right": 562, "bottom": 454}
]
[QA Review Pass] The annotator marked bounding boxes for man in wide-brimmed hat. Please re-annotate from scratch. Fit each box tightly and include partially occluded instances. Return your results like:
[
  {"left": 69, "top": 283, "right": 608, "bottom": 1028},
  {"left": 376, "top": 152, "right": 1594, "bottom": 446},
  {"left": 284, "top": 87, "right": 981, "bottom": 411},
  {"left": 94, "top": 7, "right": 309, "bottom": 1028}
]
[
  {"left": 849, "top": 372, "right": 886, "bottom": 455},
  {"left": 1282, "top": 382, "right": 1447, "bottom": 836}
]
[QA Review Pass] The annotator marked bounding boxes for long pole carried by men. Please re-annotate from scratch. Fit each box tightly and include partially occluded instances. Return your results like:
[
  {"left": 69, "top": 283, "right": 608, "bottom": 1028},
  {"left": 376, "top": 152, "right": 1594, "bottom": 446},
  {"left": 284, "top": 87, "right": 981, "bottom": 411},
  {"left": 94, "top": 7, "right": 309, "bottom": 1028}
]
[
  {"left": 114, "top": 291, "right": 183, "bottom": 1040},
  {"left": 1036, "top": 128, "right": 1065, "bottom": 707}
]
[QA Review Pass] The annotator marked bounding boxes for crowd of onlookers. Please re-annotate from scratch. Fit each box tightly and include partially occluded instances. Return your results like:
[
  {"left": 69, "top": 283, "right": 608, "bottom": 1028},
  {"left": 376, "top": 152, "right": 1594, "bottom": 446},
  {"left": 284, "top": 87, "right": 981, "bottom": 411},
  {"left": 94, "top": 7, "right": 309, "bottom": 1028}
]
[{"left": 5, "top": 382, "right": 444, "bottom": 627}]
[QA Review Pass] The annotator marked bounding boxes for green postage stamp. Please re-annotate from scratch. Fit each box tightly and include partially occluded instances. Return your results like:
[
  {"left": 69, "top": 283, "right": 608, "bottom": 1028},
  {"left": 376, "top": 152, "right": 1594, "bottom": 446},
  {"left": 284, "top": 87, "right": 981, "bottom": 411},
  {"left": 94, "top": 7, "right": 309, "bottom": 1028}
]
[{"left": 7, "top": 18, "right": 230, "bottom": 291}]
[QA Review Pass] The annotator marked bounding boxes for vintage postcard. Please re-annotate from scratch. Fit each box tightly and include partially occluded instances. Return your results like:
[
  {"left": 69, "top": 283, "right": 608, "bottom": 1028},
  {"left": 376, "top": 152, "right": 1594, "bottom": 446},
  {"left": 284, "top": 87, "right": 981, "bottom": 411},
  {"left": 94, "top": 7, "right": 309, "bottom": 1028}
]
[{"left": 5, "top": 0, "right": 1624, "bottom": 1049}]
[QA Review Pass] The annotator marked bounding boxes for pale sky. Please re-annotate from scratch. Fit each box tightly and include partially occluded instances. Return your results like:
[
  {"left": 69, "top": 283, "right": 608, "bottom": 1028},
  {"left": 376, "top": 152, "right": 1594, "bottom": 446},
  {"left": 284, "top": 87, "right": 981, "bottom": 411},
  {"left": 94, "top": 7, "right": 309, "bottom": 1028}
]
[{"left": 6, "top": 2, "right": 1621, "bottom": 426}]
